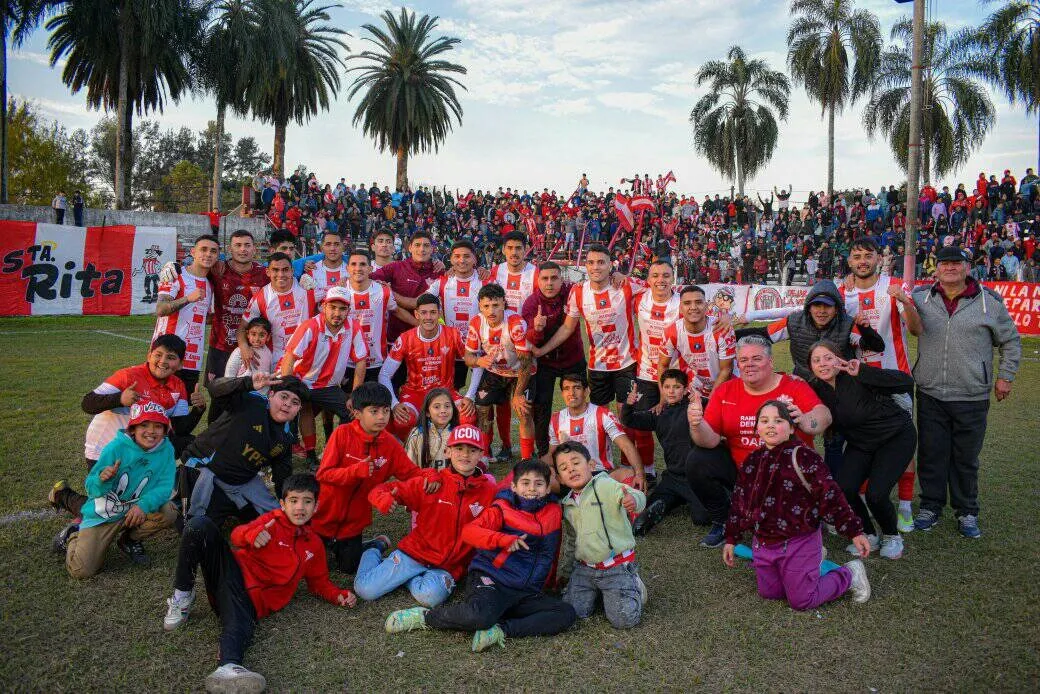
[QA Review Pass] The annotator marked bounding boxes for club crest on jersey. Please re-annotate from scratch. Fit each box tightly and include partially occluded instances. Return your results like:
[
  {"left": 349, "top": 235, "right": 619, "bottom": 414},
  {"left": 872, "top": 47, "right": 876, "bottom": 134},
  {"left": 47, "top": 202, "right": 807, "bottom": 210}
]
[
  {"left": 428, "top": 347, "right": 435, "bottom": 356},
  {"left": 469, "top": 502, "right": 484, "bottom": 517},
  {"left": 282, "top": 299, "right": 293, "bottom": 309},
  {"left": 358, "top": 299, "right": 368, "bottom": 309},
  {"left": 776, "top": 394, "right": 795, "bottom": 407},
  {"left": 508, "top": 280, "right": 519, "bottom": 289},
  {"left": 304, "top": 550, "right": 315, "bottom": 562},
  {"left": 652, "top": 310, "right": 664, "bottom": 320},
  {"left": 598, "top": 299, "right": 608, "bottom": 307},
  {"left": 862, "top": 297, "right": 873, "bottom": 308},
  {"left": 372, "top": 456, "right": 388, "bottom": 469},
  {"left": 458, "top": 285, "right": 468, "bottom": 296}
]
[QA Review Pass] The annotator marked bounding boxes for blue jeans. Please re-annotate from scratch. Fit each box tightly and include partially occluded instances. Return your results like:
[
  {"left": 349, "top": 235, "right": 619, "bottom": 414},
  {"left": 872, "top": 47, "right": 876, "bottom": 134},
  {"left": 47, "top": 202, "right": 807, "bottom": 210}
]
[
  {"left": 353, "top": 548, "right": 455, "bottom": 607},
  {"left": 564, "top": 561, "right": 643, "bottom": 629}
]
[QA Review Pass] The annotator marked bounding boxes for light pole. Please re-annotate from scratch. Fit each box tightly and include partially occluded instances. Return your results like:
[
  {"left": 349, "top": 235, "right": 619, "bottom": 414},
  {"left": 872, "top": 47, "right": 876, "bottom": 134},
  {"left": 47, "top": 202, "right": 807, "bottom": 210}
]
[{"left": 902, "top": 0, "right": 925, "bottom": 284}]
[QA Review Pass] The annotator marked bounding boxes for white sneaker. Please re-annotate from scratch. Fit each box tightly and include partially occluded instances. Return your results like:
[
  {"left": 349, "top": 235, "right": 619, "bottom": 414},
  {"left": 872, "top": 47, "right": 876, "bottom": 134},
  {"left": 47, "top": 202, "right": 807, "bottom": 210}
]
[
  {"left": 879, "top": 534, "right": 904, "bottom": 560},
  {"left": 204, "top": 663, "right": 266, "bottom": 694},
  {"left": 846, "top": 534, "right": 879, "bottom": 556},
  {"left": 163, "top": 590, "right": 195, "bottom": 632},
  {"left": 845, "top": 559, "right": 871, "bottom": 603}
]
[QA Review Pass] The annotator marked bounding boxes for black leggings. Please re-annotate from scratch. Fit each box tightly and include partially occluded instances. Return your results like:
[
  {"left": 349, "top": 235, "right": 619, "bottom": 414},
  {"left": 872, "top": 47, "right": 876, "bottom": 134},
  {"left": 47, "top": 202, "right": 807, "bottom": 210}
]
[
  {"left": 329, "top": 535, "right": 363, "bottom": 574},
  {"left": 837, "top": 423, "right": 917, "bottom": 537},
  {"left": 685, "top": 444, "right": 737, "bottom": 525}
]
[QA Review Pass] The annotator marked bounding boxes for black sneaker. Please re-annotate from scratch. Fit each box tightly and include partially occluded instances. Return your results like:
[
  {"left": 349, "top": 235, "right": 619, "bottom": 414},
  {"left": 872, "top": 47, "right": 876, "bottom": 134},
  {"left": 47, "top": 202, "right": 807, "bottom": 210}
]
[
  {"left": 53, "top": 522, "right": 78, "bottom": 554},
  {"left": 494, "top": 446, "right": 514, "bottom": 463},
  {"left": 361, "top": 534, "right": 391, "bottom": 556},
  {"left": 117, "top": 531, "right": 151, "bottom": 566},
  {"left": 699, "top": 523, "right": 726, "bottom": 548},
  {"left": 633, "top": 499, "right": 667, "bottom": 537}
]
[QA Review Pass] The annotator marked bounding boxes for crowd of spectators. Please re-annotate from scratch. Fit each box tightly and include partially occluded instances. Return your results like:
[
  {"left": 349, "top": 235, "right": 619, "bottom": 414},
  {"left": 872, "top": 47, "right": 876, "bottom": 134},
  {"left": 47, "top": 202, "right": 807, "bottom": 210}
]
[{"left": 249, "top": 165, "right": 1040, "bottom": 285}]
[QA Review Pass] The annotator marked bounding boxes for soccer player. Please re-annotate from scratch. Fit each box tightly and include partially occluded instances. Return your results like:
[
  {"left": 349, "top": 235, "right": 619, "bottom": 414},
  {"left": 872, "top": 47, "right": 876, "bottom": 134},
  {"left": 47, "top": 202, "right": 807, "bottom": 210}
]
[
  {"left": 427, "top": 240, "right": 485, "bottom": 390},
  {"left": 281, "top": 287, "right": 369, "bottom": 468},
  {"left": 841, "top": 237, "right": 923, "bottom": 531},
  {"left": 306, "top": 230, "right": 348, "bottom": 302},
  {"left": 658, "top": 285, "right": 736, "bottom": 402},
  {"left": 372, "top": 231, "right": 442, "bottom": 345},
  {"left": 238, "top": 253, "right": 317, "bottom": 369},
  {"left": 369, "top": 228, "right": 397, "bottom": 271},
  {"left": 154, "top": 235, "right": 219, "bottom": 393},
  {"left": 463, "top": 284, "right": 536, "bottom": 460},
  {"left": 378, "top": 293, "right": 479, "bottom": 440}
]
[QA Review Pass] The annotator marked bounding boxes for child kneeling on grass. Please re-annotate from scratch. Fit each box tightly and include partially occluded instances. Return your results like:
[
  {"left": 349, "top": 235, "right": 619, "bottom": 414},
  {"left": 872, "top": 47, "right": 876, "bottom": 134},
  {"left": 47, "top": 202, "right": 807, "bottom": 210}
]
[
  {"left": 354, "top": 424, "right": 497, "bottom": 607},
  {"left": 384, "top": 458, "right": 577, "bottom": 651},
  {"left": 554, "top": 441, "right": 648, "bottom": 629},
  {"left": 50, "top": 400, "right": 178, "bottom": 577},
  {"left": 721, "top": 400, "right": 872, "bottom": 610},
  {"left": 163, "top": 473, "right": 356, "bottom": 694}
]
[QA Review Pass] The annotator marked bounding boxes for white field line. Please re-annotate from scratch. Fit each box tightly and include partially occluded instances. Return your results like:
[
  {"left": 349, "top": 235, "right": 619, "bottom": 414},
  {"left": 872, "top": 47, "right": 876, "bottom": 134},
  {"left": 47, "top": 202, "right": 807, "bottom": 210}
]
[
  {"left": 93, "top": 329, "right": 151, "bottom": 344},
  {"left": 0, "top": 508, "right": 58, "bottom": 527},
  {"left": 0, "top": 328, "right": 152, "bottom": 335}
]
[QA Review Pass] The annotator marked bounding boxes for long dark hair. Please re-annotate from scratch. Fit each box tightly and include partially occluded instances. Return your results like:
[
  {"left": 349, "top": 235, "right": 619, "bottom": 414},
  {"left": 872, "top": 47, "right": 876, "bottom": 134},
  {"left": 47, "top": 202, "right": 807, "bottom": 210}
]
[{"left": 416, "top": 388, "right": 459, "bottom": 469}]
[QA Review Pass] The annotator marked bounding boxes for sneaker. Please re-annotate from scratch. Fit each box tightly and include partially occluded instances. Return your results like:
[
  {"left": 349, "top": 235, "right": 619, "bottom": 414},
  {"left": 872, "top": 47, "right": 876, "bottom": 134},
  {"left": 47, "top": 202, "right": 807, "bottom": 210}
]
[
  {"left": 204, "top": 663, "right": 266, "bottom": 694},
  {"left": 897, "top": 508, "right": 915, "bottom": 533},
  {"left": 879, "top": 534, "right": 904, "bottom": 560},
  {"left": 847, "top": 534, "right": 879, "bottom": 556},
  {"left": 48, "top": 480, "right": 69, "bottom": 510},
  {"left": 635, "top": 574, "right": 648, "bottom": 607},
  {"left": 913, "top": 508, "right": 940, "bottom": 531},
  {"left": 163, "top": 590, "right": 196, "bottom": 631},
  {"left": 632, "top": 499, "right": 667, "bottom": 537},
  {"left": 494, "top": 446, "right": 513, "bottom": 463},
  {"left": 117, "top": 531, "right": 151, "bottom": 566},
  {"left": 958, "top": 514, "right": 982, "bottom": 539},
  {"left": 361, "top": 534, "right": 391, "bottom": 556},
  {"left": 471, "top": 624, "right": 506, "bottom": 652},
  {"left": 699, "top": 523, "right": 725, "bottom": 548},
  {"left": 384, "top": 606, "right": 429, "bottom": 634},
  {"left": 52, "top": 522, "right": 78, "bottom": 554},
  {"left": 845, "top": 559, "right": 871, "bottom": 603}
]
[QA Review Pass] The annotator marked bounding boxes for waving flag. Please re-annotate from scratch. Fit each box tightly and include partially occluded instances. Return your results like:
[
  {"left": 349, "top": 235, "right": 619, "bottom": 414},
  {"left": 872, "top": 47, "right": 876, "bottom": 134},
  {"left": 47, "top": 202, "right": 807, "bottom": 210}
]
[
  {"left": 657, "top": 170, "right": 676, "bottom": 193},
  {"left": 614, "top": 193, "right": 634, "bottom": 232},
  {"left": 630, "top": 194, "right": 656, "bottom": 212}
]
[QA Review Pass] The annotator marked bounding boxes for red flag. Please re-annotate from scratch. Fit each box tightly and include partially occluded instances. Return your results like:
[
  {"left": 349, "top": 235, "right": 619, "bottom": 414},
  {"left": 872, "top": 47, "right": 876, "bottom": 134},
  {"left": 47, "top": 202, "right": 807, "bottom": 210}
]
[
  {"left": 628, "top": 212, "right": 646, "bottom": 273},
  {"left": 614, "top": 193, "right": 634, "bottom": 232},
  {"left": 630, "top": 194, "right": 655, "bottom": 212}
]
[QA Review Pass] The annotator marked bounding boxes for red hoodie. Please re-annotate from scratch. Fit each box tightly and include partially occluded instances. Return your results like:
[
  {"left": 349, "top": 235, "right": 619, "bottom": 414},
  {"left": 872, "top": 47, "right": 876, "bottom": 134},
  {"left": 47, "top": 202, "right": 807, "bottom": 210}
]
[
  {"left": 311, "top": 420, "right": 426, "bottom": 540},
  {"left": 230, "top": 509, "right": 350, "bottom": 619},
  {"left": 369, "top": 467, "right": 496, "bottom": 579}
]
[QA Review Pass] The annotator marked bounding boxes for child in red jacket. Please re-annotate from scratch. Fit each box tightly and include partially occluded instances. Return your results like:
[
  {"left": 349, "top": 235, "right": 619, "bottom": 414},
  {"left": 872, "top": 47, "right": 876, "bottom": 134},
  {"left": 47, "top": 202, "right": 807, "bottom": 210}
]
[
  {"left": 163, "top": 474, "right": 356, "bottom": 693},
  {"left": 355, "top": 424, "right": 496, "bottom": 607},
  {"left": 310, "top": 382, "right": 435, "bottom": 573}
]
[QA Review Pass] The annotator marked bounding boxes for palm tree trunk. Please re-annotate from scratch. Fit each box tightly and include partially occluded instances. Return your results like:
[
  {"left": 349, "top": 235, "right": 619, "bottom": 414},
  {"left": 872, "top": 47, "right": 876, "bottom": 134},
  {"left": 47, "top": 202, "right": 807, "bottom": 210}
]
[
  {"left": 922, "top": 114, "right": 931, "bottom": 186},
  {"left": 211, "top": 102, "right": 225, "bottom": 211},
  {"left": 827, "top": 104, "right": 835, "bottom": 196},
  {"left": 1, "top": 30, "right": 8, "bottom": 205},
  {"left": 735, "top": 143, "right": 744, "bottom": 197},
  {"left": 114, "top": 1, "right": 131, "bottom": 210},
  {"left": 272, "top": 118, "right": 286, "bottom": 180},
  {"left": 396, "top": 146, "right": 408, "bottom": 191}
]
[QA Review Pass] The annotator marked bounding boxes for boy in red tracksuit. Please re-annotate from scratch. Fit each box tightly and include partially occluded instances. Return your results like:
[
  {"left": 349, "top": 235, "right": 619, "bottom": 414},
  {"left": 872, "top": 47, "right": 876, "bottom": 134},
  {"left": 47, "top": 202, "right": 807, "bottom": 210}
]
[
  {"left": 354, "top": 424, "right": 496, "bottom": 607},
  {"left": 310, "top": 382, "right": 434, "bottom": 573},
  {"left": 164, "top": 474, "right": 356, "bottom": 694}
]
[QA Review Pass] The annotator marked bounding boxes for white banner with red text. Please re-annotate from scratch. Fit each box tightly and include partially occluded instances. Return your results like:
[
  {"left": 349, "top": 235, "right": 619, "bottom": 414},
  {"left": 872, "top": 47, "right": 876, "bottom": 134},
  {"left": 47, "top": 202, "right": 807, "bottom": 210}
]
[{"left": 0, "top": 221, "right": 177, "bottom": 316}]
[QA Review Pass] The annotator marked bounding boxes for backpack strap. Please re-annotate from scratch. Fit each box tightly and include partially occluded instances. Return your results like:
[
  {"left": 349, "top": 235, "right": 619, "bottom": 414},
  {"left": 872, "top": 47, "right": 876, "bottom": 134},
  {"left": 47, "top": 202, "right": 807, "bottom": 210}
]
[{"left": 789, "top": 446, "right": 813, "bottom": 494}]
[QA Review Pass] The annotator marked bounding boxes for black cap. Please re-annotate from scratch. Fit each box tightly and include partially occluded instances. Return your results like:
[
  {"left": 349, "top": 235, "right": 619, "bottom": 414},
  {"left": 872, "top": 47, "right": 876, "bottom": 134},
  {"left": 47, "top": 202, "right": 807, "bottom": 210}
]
[{"left": 935, "top": 246, "right": 970, "bottom": 263}]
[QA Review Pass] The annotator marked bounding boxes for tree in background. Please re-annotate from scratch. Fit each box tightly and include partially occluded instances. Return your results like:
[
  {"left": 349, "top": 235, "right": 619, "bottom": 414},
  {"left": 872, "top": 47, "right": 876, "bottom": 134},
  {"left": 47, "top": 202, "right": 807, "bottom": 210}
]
[
  {"left": 864, "top": 19, "right": 994, "bottom": 184},
  {"left": 159, "top": 159, "right": 208, "bottom": 213},
  {"left": 690, "top": 46, "right": 790, "bottom": 197},
  {"left": 6, "top": 97, "right": 93, "bottom": 205},
  {"left": 243, "top": 0, "right": 348, "bottom": 178},
  {"left": 348, "top": 8, "right": 466, "bottom": 191},
  {"left": 787, "top": 0, "right": 880, "bottom": 196}
]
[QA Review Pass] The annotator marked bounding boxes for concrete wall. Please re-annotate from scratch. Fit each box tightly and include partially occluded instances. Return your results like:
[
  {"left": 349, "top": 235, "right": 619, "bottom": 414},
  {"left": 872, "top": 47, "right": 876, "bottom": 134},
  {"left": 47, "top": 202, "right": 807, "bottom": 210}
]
[{"left": 0, "top": 204, "right": 271, "bottom": 244}]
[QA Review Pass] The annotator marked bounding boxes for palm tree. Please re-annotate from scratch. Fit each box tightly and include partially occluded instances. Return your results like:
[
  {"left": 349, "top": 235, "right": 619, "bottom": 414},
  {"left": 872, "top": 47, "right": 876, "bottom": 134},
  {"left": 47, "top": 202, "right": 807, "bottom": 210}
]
[
  {"left": 348, "top": 8, "right": 466, "bottom": 191},
  {"left": 864, "top": 19, "right": 994, "bottom": 184},
  {"left": 787, "top": 0, "right": 881, "bottom": 196},
  {"left": 689, "top": 46, "right": 790, "bottom": 196},
  {"left": 3, "top": 1, "right": 62, "bottom": 203},
  {"left": 47, "top": 0, "right": 205, "bottom": 209},
  {"left": 195, "top": 0, "right": 251, "bottom": 211},
  {"left": 243, "top": 0, "right": 348, "bottom": 179},
  {"left": 969, "top": 0, "right": 1040, "bottom": 169}
]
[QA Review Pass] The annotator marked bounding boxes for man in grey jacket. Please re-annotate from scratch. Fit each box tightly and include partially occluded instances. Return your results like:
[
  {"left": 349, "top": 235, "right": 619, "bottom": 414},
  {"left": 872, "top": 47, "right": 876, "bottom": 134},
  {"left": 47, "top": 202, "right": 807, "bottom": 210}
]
[{"left": 910, "top": 246, "right": 1021, "bottom": 538}]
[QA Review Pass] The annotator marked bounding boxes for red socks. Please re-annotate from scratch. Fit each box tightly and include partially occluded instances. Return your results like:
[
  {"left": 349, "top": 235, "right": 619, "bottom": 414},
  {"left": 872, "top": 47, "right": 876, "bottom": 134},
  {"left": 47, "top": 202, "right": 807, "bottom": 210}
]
[
  {"left": 898, "top": 469, "right": 915, "bottom": 502},
  {"left": 520, "top": 437, "right": 534, "bottom": 459}
]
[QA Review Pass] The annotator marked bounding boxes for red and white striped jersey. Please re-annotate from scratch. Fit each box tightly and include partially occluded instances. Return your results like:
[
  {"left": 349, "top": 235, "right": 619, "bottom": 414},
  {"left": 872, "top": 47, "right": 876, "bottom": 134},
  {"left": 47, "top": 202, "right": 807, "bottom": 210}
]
[
  {"left": 840, "top": 275, "right": 911, "bottom": 373},
  {"left": 565, "top": 278, "right": 646, "bottom": 371},
  {"left": 488, "top": 262, "right": 537, "bottom": 312},
  {"left": 153, "top": 269, "right": 213, "bottom": 372},
  {"left": 661, "top": 320, "right": 737, "bottom": 399},
  {"left": 307, "top": 260, "right": 347, "bottom": 302},
  {"left": 427, "top": 273, "right": 483, "bottom": 339},
  {"left": 242, "top": 283, "right": 317, "bottom": 366},
  {"left": 635, "top": 291, "right": 681, "bottom": 381},
  {"left": 388, "top": 325, "right": 467, "bottom": 401},
  {"left": 341, "top": 282, "right": 397, "bottom": 367},
  {"left": 549, "top": 404, "right": 626, "bottom": 471},
  {"left": 464, "top": 311, "right": 533, "bottom": 378},
  {"left": 284, "top": 314, "right": 368, "bottom": 388}
]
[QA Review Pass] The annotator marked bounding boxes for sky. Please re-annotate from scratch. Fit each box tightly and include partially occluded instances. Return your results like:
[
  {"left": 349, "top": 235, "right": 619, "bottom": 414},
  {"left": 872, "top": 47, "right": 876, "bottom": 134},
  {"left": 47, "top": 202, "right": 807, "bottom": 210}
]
[{"left": 8, "top": 0, "right": 1039, "bottom": 205}]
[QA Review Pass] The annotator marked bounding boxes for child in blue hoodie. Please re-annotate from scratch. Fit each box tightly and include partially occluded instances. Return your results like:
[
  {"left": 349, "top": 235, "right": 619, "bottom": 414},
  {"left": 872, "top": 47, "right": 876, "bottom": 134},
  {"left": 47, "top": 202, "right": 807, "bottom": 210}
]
[
  {"left": 49, "top": 400, "right": 178, "bottom": 578},
  {"left": 383, "top": 458, "right": 576, "bottom": 652}
]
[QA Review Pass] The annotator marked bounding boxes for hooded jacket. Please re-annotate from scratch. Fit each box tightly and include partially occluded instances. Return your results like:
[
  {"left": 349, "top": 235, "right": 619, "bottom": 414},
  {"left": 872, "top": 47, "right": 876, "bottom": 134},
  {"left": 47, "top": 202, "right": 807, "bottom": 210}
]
[
  {"left": 559, "top": 473, "right": 645, "bottom": 578},
  {"left": 369, "top": 466, "right": 497, "bottom": 579},
  {"left": 81, "top": 430, "right": 175, "bottom": 530},
  {"left": 311, "top": 420, "right": 427, "bottom": 540},
  {"left": 522, "top": 281, "right": 584, "bottom": 370}
]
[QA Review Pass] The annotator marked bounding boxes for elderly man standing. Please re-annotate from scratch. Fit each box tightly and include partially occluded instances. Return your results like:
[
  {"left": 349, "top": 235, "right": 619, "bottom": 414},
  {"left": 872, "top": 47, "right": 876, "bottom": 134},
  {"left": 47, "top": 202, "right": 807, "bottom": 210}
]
[{"left": 910, "top": 246, "right": 1020, "bottom": 539}]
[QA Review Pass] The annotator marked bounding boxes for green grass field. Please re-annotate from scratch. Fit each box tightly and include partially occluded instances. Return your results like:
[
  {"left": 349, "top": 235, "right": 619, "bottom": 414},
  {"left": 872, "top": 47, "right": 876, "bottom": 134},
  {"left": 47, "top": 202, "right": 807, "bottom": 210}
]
[{"left": 1, "top": 315, "right": 1038, "bottom": 692}]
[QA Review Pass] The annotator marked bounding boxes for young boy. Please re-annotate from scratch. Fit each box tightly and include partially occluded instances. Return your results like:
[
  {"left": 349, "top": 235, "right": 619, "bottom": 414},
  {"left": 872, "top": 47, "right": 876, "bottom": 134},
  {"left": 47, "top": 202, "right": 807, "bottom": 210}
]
[
  {"left": 163, "top": 473, "right": 356, "bottom": 693},
  {"left": 50, "top": 401, "right": 178, "bottom": 577},
  {"left": 384, "top": 459, "right": 577, "bottom": 651},
  {"left": 554, "top": 441, "right": 647, "bottom": 629},
  {"left": 622, "top": 369, "right": 710, "bottom": 536},
  {"left": 355, "top": 425, "right": 497, "bottom": 607},
  {"left": 310, "top": 382, "right": 433, "bottom": 573}
]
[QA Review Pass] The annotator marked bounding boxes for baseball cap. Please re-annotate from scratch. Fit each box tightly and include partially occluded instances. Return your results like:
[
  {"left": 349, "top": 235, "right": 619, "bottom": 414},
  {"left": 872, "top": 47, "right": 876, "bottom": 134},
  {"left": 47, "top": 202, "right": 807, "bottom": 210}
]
[
  {"left": 127, "top": 400, "right": 171, "bottom": 432},
  {"left": 323, "top": 286, "right": 350, "bottom": 304},
  {"left": 809, "top": 294, "right": 836, "bottom": 306},
  {"left": 935, "top": 246, "right": 970, "bottom": 263},
  {"left": 446, "top": 424, "right": 487, "bottom": 451}
]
